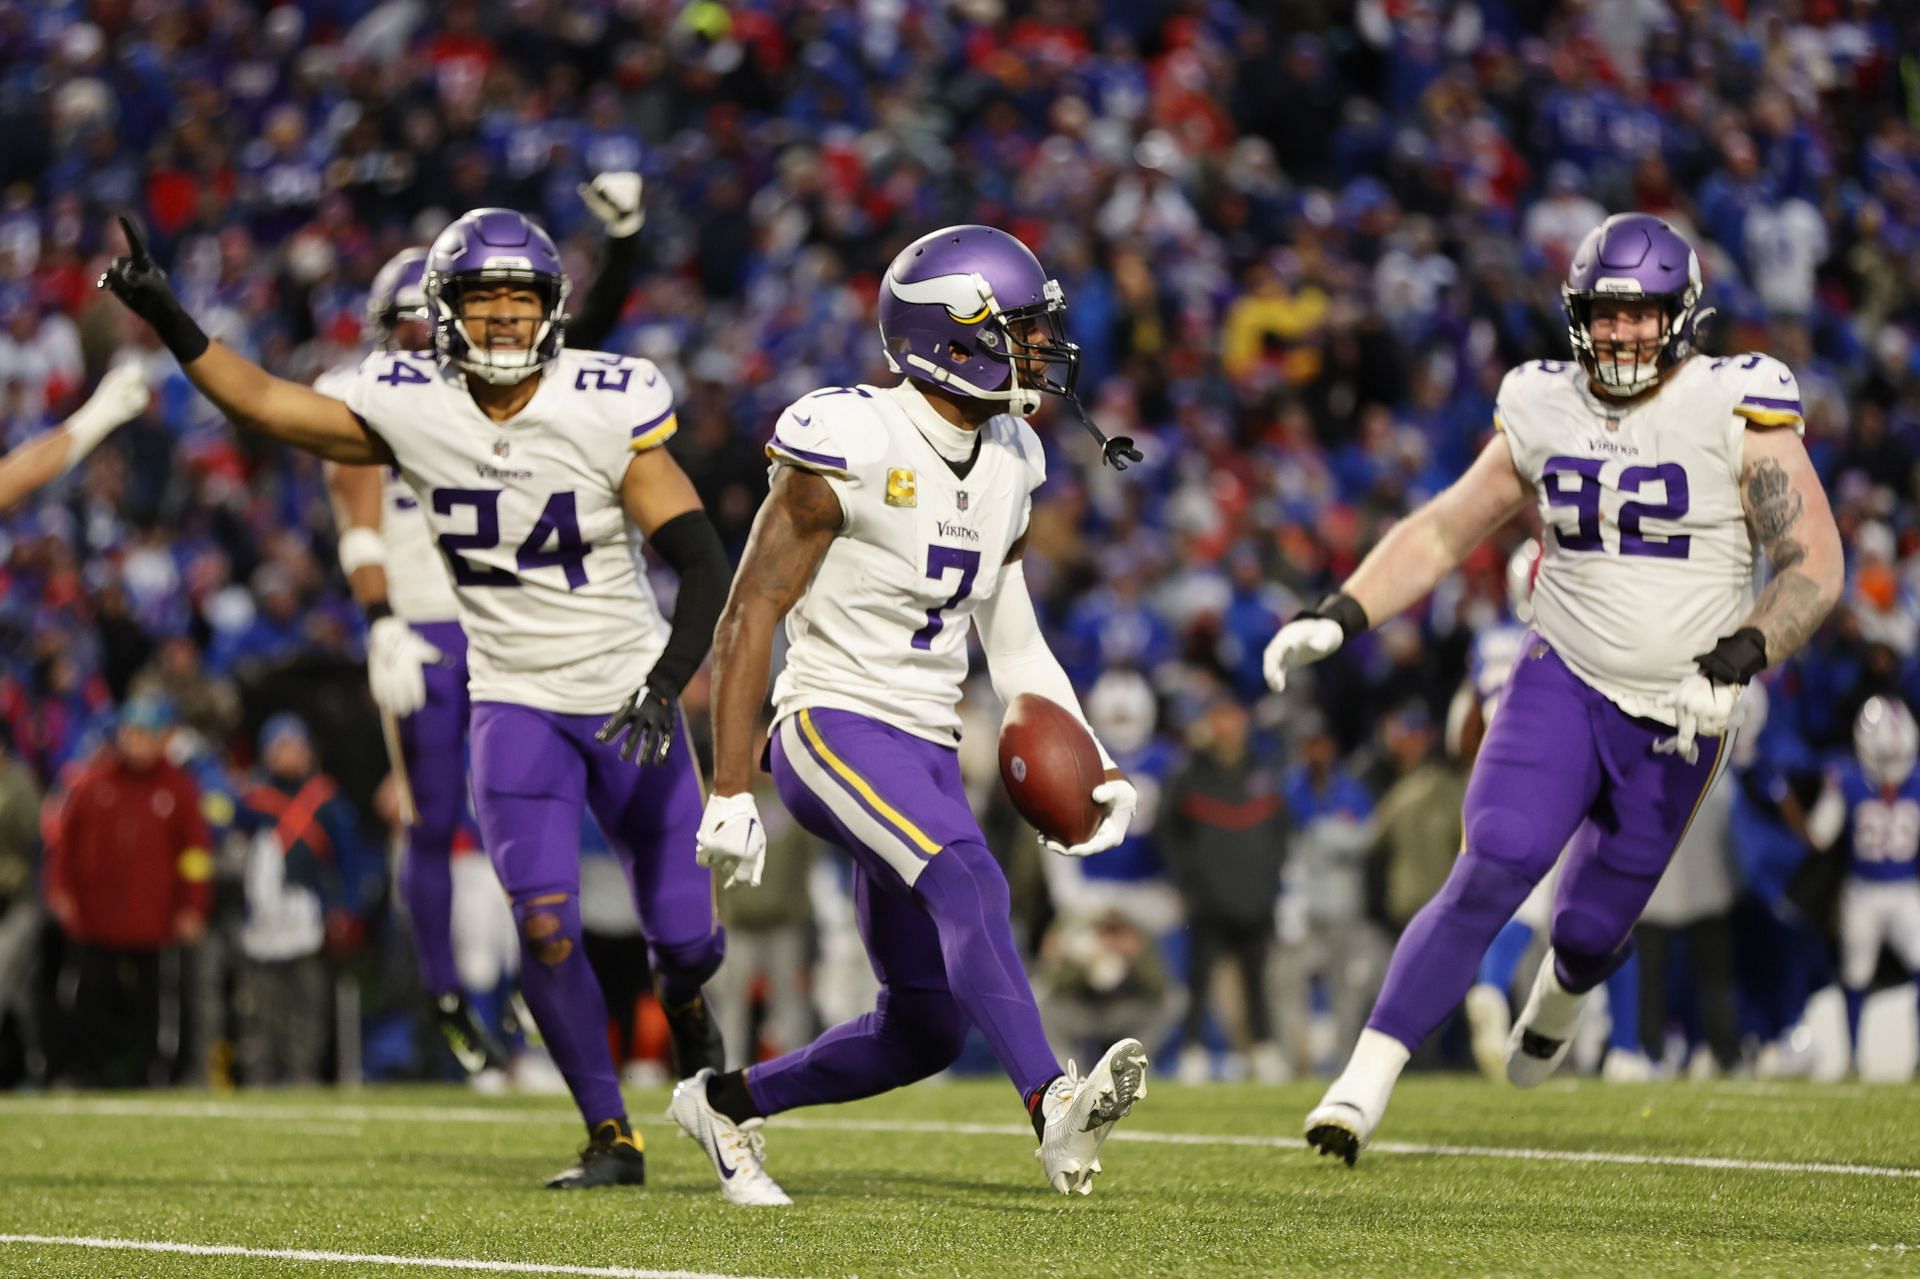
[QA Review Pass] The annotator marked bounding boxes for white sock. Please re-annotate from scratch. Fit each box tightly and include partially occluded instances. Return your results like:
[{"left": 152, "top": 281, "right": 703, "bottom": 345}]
[
  {"left": 1325, "top": 1028, "right": 1412, "bottom": 1119},
  {"left": 1519, "top": 950, "right": 1588, "bottom": 1041}
]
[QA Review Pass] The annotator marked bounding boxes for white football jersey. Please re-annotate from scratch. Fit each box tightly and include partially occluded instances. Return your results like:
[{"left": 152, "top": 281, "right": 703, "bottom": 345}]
[
  {"left": 1495, "top": 352, "right": 1805, "bottom": 724},
  {"left": 769, "top": 381, "right": 1047, "bottom": 743},
  {"left": 343, "top": 347, "right": 682, "bottom": 714},
  {"left": 315, "top": 362, "right": 459, "bottom": 624}
]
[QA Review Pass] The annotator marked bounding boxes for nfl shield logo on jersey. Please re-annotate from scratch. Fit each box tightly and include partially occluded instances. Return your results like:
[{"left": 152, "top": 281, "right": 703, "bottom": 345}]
[
  {"left": 886, "top": 468, "right": 918, "bottom": 508},
  {"left": 493, "top": 437, "right": 511, "bottom": 458},
  {"left": 956, "top": 490, "right": 969, "bottom": 512}
]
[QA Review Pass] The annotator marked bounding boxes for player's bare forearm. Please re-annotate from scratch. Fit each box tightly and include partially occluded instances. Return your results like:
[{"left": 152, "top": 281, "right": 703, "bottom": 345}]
[
  {"left": 1737, "top": 431, "right": 1842, "bottom": 665},
  {"left": 709, "top": 467, "right": 841, "bottom": 795},
  {"left": 188, "top": 345, "right": 391, "bottom": 465},
  {"left": 0, "top": 428, "right": 74, "bottom": 512},
  {"left": 1345, "top": 434, "right": 1532, "bottom": 625},
  {"left": 324, "top": 461, "right": 392, "bottom": 609}
]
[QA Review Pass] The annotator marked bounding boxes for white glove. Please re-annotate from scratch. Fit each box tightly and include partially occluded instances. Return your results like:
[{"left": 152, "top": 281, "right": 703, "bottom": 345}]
[
  {"left": 696, "top": 791, "right": 767, "bottom": 890},
  {"left": 62, "top": 362, "right": 151, "bottom": 469},
  {"left": 1262, "top": 617, "right": 1346, "bottom": 693},
  {"left": 578, "top": 172, "right": 645, "bottom": 238},
  {"left": 1041, "top": 779, "right": 1138, "bottom": 858},
  {"left": 367, "top": 615, "right": 442, "bottom": 717},
  {"left": 1653, "top": 673, "right": 1744, "bottom": 765}
]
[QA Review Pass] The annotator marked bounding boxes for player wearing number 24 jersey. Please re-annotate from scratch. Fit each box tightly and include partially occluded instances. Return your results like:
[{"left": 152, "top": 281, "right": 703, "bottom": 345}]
[
  {"left": 98, "top": 206, "right": 732, "bottom": 1190},
  {"left": 666, "top": 225, "right": 1148, "bottom": 1207},
  {"left": 1263, "top": 213, "right": 1845, "bottom": 1163}
]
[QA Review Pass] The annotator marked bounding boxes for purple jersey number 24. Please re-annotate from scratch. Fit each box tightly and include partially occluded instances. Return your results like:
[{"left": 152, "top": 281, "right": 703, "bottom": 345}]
[{"left": 910, "top": 545, "right": 982, "bottom": 649}]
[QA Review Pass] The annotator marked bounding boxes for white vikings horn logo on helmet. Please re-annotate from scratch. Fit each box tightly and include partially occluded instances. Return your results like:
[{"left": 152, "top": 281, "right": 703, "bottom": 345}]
[{"left": 884, "top": 270, "right": 992, "bottom": 325}]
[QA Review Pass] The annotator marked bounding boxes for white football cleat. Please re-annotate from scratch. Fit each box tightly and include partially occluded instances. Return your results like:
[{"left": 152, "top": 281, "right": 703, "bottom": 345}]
[
  {"left": 1037, "top": 1038, "right": 1148, "bottom": 1196},
  {"left": 1304, "top": 1028, "right": 1410, "bottom": 1166},
  {"left": 1506, "top": 951, "right": 1588, "bottom": 1088},
  {"left": 668, "top": 1069, "right": 793, "bottom": 1207},
  {"left": 1464, "top": 983, "right": 1512, "bottom": 1082},
  {"left": 1302, "top": 1097, "right": 1377, "bottom": 1167}
]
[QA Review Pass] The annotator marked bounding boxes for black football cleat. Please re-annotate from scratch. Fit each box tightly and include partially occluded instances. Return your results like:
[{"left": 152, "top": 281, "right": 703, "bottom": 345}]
[
  {"left": 435, "top": 992, "right": 510, "bottom": 1077},
  {"left": 659, "top": 987, "right": 726, "bottom": 1080},
  {"left": 546, "top": 1120, "right": 647, "bottom": 1189}
]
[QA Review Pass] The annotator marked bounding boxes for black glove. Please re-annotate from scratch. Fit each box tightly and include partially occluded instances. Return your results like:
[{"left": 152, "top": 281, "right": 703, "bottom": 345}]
[
  {"left": 97, "top": 215, "right": 210, "bottom": 363},
  {"left": 596, "top": 678, "right": 677, "bottom": 766},
  {"left": 1694, "top": 627, "right": 1768, "bottom": 685}
]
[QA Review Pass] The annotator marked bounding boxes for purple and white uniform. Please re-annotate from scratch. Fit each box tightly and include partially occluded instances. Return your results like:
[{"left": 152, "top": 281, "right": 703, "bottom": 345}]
[
  {"left": 341, "top": 341, "right": 717, "bottom": 1127},
  {"left": 745, "top": 379, "right": 1067, "bottom": 1112},
  {"left": 1366, "top": 212, "right": 1805, "bottom": 1048}
]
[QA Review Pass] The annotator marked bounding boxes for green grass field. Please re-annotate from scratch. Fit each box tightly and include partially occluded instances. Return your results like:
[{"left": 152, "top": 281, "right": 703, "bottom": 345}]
[{"left": 0, "top": 1077, "right": 1915, "bottom": 1277}]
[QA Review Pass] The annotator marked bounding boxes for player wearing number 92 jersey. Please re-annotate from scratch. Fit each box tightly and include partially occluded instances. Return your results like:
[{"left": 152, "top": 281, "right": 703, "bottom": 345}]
[
  {"left": 1270, "top": 213, "right": 1845, "bottom": 1165},
  {"left": 97, "top": 205, "right": 732, "bottom": 1191}
]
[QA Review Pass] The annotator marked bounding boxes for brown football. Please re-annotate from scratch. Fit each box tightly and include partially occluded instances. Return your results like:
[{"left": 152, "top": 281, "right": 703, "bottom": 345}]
[{"left": 998, "top": 693, "right": 1104, "bottom": 847}]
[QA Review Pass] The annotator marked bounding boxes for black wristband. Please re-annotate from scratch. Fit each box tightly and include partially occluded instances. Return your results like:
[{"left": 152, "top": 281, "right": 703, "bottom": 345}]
[
  {"left": 1311, "top": 592, "right": 1370, "bottom": 643},
  {"left": 1696, "top": 627, "right": 1767, "bottom": 685},
  {"left": 364, "top": 600, "right": 394, "bottom": 625},
  {"left": 147, "top": 295, "right": 211, "bottom": 364}
]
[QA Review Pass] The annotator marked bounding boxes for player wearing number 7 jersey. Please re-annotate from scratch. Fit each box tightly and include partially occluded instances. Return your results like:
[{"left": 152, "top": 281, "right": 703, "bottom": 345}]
[
  {"left": 98, "top": 208, "right": 732, "bottom": 1189},
  {"left": 1266, "top": 213, "right": 1843, "bottom": 1163},
  {"left": 668, "top": 225, "right": 1148, "bottom": 1206}
]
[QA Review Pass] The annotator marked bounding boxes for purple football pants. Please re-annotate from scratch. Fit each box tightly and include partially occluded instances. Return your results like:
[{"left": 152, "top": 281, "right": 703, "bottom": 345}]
[
  {"left": 745, "top": 707, "right": 1063, "bottom": 1116},
  {"left": 470, "top": 699, "right": 722, "bottom": 1128},
  {"left": 394, "top": 621, "right": 469, "bottom": 1000},
  {"left": 1368, "top": 635, "right": 1729, "bottom": 1051}
]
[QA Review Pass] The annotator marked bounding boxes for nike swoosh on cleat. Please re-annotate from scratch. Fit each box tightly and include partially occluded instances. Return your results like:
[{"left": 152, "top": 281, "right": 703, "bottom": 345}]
[
  {"left": 705, "top": 1129, "right": 737, "bottom": 1179},
  {"left": 793, "top": 414, "right": 812, "bottom": 426},
  {"left": 1778, "top": 373, "right": 1791, "bottom": 384},
  {"left": 1518, "top": 1029, "right": 1564, "bottom": 1059}
]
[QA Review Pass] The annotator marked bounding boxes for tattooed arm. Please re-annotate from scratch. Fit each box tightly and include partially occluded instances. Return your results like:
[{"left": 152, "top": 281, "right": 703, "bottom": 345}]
[
  {"left": 707, "top": 466, "right": 843, "bottom": 796},
  {"left": 1736, "top": 425, "right": 1843, "bottom": 665}
]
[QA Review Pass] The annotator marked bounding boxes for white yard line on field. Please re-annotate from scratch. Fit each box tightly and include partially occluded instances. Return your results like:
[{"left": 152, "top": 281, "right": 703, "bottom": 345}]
[
  {"left": 0, "top": 1234, "right": 787, "bottom": 1279},
  {"left": 4, "top": 1096, "right": 1918, "bottom": 1180}
]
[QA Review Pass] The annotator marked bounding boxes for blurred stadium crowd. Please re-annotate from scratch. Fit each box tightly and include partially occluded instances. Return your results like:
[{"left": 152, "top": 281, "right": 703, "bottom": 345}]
[{"left": 3, "top": 0, "right": 1920, "bottom": 1090}]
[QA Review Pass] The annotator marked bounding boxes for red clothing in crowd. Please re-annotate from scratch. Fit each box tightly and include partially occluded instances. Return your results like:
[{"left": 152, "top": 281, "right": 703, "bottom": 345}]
[{"left": 46, "top": 749, "right": 211, "bottom": 949}]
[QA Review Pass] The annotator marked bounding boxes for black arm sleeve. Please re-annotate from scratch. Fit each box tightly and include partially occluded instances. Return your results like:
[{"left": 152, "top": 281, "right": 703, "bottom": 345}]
[
  {"left": 567, "top": 233, "right": 643, "bottom": 352},
  {"left": 643, "top": 508, "right": 731, "bottom": 697}
]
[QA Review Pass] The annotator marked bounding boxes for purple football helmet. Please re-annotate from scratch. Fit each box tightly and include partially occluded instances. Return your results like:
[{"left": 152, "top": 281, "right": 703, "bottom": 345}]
[
  {"left": 879, "top": 225, "right": 1138, "bottom": 467},
  {"left": 366, "top": 247, "right": 428, "bottom": 349},
  {"left": 424, "top": 208, "right": 570, "bottom": 385},
  {"left": 1562, "top": 212, "right": 1704, "bottom": 394}
]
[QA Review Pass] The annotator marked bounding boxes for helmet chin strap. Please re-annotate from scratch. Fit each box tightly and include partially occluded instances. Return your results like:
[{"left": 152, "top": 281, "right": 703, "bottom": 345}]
[{"left": 901, "top": 352, "right": 1041, "bottom": 415}]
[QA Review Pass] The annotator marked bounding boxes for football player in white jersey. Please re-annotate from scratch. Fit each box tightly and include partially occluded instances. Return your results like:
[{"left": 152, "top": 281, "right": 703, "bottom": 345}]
[
  {"left": 1806, "top": 696, "right": 1920, "bottom": 1068},
  {"left": 1264, "top": 213, "right": 1843, "bottom": 1162},
  {"left": 315, "top": 175, "right": 647, "bottom": 1082},
  {"left": 100, "top": 207, "right": 731, "bottom": 1190},
  {"left": 665, "top": 225, "right": 1147, "bottom": 1206}
]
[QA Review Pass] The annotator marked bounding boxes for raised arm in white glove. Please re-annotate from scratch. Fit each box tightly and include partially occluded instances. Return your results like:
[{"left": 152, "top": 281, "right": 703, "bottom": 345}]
[
  {"left": 367, "top": 614, "right": 443, "bottom": 718},
  {"left": 1262, "top": 593, "right": 1369, "bottom": 693},
  {"left": 696, "top": 791, "right": 767, "bottom": 890},
  {"left": 578, "top": 172, "right": 645, "bottom": 238}
]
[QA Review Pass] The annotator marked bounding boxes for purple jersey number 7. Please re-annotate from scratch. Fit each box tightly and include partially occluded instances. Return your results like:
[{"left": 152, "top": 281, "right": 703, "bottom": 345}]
[{"left": 910, "top": 545, "right": 981, "bottom": 649}]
